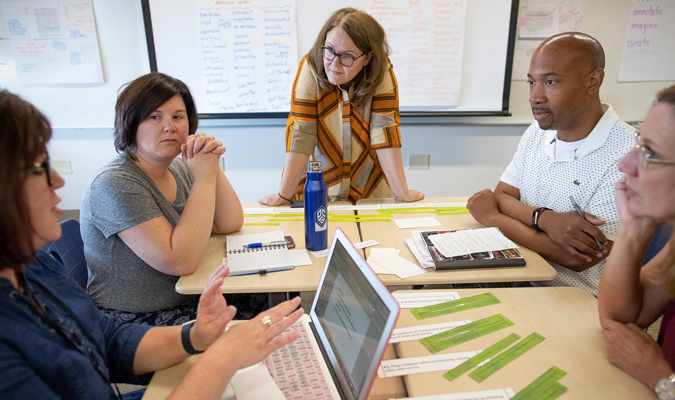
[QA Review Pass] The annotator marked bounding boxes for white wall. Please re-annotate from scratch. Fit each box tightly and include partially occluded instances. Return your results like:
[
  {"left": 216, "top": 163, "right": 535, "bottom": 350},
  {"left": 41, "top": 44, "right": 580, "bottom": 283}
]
[{"left": 12, "top": 0, "right": 675, "bottom": 209}]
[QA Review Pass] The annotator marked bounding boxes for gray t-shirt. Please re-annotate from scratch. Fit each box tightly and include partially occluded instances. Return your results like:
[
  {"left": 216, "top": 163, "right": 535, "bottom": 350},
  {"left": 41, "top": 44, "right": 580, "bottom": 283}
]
[{"left": 80, "top": 155, "right": 195, "bottom": 313}]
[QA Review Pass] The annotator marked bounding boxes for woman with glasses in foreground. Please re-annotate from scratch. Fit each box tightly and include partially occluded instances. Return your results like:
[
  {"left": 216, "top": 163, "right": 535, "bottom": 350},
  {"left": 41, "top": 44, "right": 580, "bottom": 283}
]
[
  {"left": 0, "top": 90, "right": 302, "bottom": 399},
  {"left": 598, "top": 84, "right": 675, "bottom": 399},
  {"left": 259, "top": 7, "right": 423, "bottom": 206}
]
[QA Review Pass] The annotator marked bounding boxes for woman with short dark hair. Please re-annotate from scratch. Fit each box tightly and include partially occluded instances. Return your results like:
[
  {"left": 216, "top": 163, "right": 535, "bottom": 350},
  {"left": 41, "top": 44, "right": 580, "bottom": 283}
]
[
  {"left": 259, "top": 8, "right": 423, "bottom": 206},
  {"left": 80, "top": 72, "right": 246, "bottom": 325},
  {"left": 0, "top": 89, "right": 302, "bottom": 399},
  {"left": 598, "top": 84, "right": 675, "bottom": 396}
]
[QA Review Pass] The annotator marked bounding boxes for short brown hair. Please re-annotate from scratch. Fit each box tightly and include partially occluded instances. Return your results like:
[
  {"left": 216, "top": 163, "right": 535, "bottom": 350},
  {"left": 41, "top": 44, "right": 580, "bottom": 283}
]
[
  {"left": 0, "top": 91, "right": 52, "bottom": 270},
  {"left": 306, "top": 8, "right": 391, "bottom": 108},
  {"left": 114, "top": 72, "right": 198, "bottom": 159}
]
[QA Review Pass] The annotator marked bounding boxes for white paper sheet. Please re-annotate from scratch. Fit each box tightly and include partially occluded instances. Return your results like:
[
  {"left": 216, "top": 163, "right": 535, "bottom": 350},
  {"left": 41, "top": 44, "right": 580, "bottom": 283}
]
[
  {"left": 222, "top": 363, "right": 286, "bottom": 400},
  {"left": 196, "top": 0, "right": 298, "bottom": 113},
  {"left": 243, "top": 208, "right": 275, "bottom": 215},
  {"left": 1, "top": 0, "right": 104, "bottom": 84},
  {"left": 390, "top": 388, "right": 516, "bottom": 400},
  {"left": 618, "top": 0, "right": 675, "bottom": 81},
  {"left": 275, "top": 208, "right": 303, "bottom": 214},
  {"left": 391, "top": 291, "right": 460, "bottom": 308},
  {"left": 288, "top": 249, "right": 311, "bottom": 266},
  {"left": 389, "top": 320, "right": 470, "bottom": 343},
  {"left": 327, "top": 205, "right": 379, "bottom": 211},
  {"left": 378, "top": 203, "right": 435, "bottom": 210},
  {"left": 377, "top": 350, "right": 480, "bottom": 378},
  {"left": 432, "top": 203, "right": 467, "bottom": 208},
  {"left": 404, "top": 238, "right": 435, "bottom": 268},
  {"left": 367, "top": 0, "right": 466, "bottom": 107},
  {"left": 368, "top": 254, "right": 427, "bottom": 279},
  {"left": 428, "top": 227, "right": 518, "bottom": 258},
  {"left": 367, "top": 248, "right": 400, "bottom": 274},
  {"left": 310, "top": 240, "right": 380, "bottom": 258},
  {"left": 394, "top": 217, "right": 442, "bottom": 229}
]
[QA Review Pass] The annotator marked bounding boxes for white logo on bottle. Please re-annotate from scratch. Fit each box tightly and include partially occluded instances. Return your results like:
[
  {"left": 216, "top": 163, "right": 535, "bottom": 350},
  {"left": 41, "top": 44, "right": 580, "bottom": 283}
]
[{"left": 315, "top": 206, "right": 327, "bottom": 232}]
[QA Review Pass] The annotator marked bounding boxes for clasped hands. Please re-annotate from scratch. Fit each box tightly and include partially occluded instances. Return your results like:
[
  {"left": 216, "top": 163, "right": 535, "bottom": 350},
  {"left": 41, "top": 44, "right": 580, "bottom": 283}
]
[
  {"left": 467, "top": 189, "right": 608, "bottom": 262},
  {"left": 187, "top": 264, "right": 303, "bottom": 370},
  {"left": 181, "top": 132, "right": 225, "bottom": 178}
]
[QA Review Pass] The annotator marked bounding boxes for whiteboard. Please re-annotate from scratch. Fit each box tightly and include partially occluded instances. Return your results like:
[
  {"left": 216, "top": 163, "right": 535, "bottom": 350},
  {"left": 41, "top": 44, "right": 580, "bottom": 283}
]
[{"left": 144, "top": 0, "right": 519, "bottom": 118}]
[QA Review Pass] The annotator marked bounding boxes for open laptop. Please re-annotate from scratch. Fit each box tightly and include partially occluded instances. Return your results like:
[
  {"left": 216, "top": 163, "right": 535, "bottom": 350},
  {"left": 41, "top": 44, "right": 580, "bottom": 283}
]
[{"left": 264, "top": 227, "right": 400, "bottom": 400}]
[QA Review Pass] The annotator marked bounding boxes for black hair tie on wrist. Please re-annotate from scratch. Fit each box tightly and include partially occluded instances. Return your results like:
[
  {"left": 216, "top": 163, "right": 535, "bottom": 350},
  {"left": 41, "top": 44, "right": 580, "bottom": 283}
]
[{"left": 278, "top": 192, "right": 293, "bottom": 202}]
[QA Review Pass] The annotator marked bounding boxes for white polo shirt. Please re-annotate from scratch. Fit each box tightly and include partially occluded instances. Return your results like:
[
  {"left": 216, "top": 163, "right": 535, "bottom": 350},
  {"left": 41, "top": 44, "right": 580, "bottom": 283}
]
[{"left": 500, "top": 103, "right": 636, "bottom": 295}]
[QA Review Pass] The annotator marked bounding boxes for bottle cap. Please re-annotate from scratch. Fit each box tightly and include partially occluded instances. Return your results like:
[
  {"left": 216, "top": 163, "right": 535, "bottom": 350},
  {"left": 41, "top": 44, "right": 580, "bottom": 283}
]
[{"left": 308, "top": 160, "right": 322, "bottom": 172}]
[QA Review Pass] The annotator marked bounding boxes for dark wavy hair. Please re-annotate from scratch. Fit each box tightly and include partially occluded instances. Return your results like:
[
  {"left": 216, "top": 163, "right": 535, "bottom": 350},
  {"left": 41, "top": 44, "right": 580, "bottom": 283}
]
[
  {"left": 0, "top": 91, "right": 52, "bottom": 270},
  {"left": 306, "top": 8, "right": 391, "bottom": 108},
  {"left": 114, "top": 72, "right": 198, "bottom": 159}
]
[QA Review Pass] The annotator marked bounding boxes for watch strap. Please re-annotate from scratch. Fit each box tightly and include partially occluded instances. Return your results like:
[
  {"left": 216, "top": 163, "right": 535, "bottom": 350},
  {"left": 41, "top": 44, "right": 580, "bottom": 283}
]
[
  {"left": 532, "top": 207, "right": 552, "bottom": 232},
  {"left": 181, "top": 320, "right": 203, "bottom": 355}
]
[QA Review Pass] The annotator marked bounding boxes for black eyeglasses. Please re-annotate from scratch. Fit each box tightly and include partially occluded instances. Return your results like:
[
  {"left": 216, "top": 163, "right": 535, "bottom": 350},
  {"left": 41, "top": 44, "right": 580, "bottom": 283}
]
[
  {"left": 32, "top": 152, "right": 52, "bottom": 187},
  {"left": 321, "top": 46, "right": 366, "bottom": 67}
]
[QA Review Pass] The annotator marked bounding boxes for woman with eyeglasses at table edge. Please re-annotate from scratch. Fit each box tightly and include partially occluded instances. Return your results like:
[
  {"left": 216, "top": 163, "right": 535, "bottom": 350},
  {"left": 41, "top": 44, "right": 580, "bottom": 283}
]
[
  {"left": 259, "top": 7, "right": 423, "bottom": 206},
  {"left": 597, "top": 84, "right": 675, "bottom": 399},
  {"left": 0, "top": 90, "right": 303, "bottom": 399}
]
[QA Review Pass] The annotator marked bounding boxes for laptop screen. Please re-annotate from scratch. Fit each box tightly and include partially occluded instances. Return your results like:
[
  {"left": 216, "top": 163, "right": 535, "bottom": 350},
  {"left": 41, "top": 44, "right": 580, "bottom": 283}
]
[{"left": 313, "top": 238, "right": 391, "bottom": 399}]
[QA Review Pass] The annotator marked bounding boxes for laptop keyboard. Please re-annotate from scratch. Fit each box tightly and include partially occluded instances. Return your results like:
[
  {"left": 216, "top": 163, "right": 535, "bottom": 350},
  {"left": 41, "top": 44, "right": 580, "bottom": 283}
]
[{"left": 264, "top": 320, "right": 335, "bottom": 400}]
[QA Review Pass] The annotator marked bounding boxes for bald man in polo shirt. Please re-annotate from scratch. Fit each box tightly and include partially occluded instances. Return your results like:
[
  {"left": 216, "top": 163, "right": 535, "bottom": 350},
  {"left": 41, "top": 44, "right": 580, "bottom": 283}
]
[{"left": 467, "top": 32, "right": 635, "bottom": 295}]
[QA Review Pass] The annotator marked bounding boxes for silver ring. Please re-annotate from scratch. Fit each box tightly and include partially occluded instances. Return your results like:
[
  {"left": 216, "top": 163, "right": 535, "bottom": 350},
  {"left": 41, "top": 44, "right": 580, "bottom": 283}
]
[{"left": 262, "top": 316, "right": 272, "bottom": 325}]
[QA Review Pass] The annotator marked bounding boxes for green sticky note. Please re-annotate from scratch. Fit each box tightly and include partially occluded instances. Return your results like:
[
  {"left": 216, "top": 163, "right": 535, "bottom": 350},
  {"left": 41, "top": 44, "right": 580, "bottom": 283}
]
[
  {"left": 511, "top": 366, "right": 567, "bottom": 400},
  {"left": 243, "top": 214, "right": 279, "bottom": 218},
  {"left": 419, "top": 314, "right": 514, "bottom": 353},
  {"left": 410, "top": 293, "right": 501, "bottom": 320},
  {"left": 434, "top": 207, "right": 468, "bottom": 211},
  {"left": 469, "top": 332, "right": 546, "bottom": 382},
  {"left": 242, "top": 222, "right": 280, "bottom": 226},
  {"left": 443, "top": 333, "right": 521, "bottom": 381},
  {"left": 329, "top": 218, "right": 390, "bottom": 222}
]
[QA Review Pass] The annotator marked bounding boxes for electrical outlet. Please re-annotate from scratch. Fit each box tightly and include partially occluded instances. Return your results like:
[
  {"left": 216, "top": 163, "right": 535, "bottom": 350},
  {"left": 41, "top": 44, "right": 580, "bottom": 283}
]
[
  {"left": 408, "top": 155, "right": 430, "bottom": 170},
  {"left": 52, "top": 160, "right": 73, "bottom": 174}
]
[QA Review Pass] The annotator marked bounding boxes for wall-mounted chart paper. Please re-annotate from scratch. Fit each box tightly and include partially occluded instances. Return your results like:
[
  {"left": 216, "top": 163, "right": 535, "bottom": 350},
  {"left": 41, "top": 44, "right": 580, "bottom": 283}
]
[
  {"left": 512, "top": 0, "right": 586, "bottom": 80},
  {"left": 618, "top": 0, "right": 675, "bottom": 82},
  {"left": 1, "top": 0, "right": 102, "bottom": 84},
  {"left": 196, "top": 0, "right": 298, "bottom": 113},
  {"left": 367, "top": 0, "right": 466, "bottom": 107}
]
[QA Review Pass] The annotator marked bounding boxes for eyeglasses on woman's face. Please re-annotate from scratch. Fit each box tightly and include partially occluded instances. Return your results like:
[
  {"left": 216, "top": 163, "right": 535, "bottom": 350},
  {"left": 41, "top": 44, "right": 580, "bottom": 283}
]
[
  {"left": 32, "top": 152, "right": 52, "bottom": 187},
  {"left": 321, "top": 46, "right": 366, "bottom": 67},
  {"left": 633, "top": 132, "right": 675, "bottom": 170}
]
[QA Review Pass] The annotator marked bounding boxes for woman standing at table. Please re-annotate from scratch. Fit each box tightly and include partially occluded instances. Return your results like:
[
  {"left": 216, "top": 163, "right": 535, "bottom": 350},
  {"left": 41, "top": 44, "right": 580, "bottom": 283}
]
[
  {"left": 0, "top": 90, "right": 302, "bottom": 399},
  {"left": 80, "top": 73, "right": 263, "bottom": 326},
  {"left": 598, "top": 85, "right": 675, "bottom": 398},
  {"left": 259, "top": 8, "right": 423, "bottom": 206}
]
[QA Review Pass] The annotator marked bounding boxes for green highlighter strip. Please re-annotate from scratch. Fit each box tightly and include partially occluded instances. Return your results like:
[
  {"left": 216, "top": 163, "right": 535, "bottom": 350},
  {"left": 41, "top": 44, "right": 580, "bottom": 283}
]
[
  {"left": 420, "top": 314, "right": 514, "bottom": 353},
  {"left": 469, "top": 332, "right": 546, "bottom": 382},
  {"left": 443, "top": 333, "right": 521, "bottom": 381},
  {"left": 410, "top": 292, "right": 501, "bottom": 320},
  {"left": 511, "top": 366, "right": 568, "bottom": 400},
  {"left": 243, "top": 222, "right": 280, "bottom": 226}
]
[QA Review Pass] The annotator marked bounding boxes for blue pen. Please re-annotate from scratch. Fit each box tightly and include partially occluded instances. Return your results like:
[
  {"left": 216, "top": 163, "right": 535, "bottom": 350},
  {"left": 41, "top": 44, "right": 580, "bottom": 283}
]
[
  {"left": 243, "top": 240, "right": 287, "bottom": 248},
  {"left": 569, "top": 196, "right": 603, "bottom": 251}
]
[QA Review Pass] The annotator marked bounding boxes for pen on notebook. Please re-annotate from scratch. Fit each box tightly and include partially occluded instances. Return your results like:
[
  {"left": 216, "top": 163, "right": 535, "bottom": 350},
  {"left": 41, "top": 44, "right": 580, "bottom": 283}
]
[
  {"left": 243, "top": 240, "right": 287, "bottom": 248},
  {"left": 569, "top": 196, "right": 603, "bottom": 251}
]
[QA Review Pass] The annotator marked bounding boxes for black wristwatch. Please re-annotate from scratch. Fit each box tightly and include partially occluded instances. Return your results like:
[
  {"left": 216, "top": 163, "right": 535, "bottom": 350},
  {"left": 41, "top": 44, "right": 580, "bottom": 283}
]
[
  {"left": 532, "top": 207, "right": 551, "bottom": 232},
  {"left": 181, "top": 320, "right": 204, "bottom": 355}
]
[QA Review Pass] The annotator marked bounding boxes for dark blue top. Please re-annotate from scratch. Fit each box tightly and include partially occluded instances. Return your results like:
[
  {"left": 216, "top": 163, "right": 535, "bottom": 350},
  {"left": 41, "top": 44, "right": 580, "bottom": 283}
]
[{"left": 0, "top": 250, "right": 152, "bottom": 399}]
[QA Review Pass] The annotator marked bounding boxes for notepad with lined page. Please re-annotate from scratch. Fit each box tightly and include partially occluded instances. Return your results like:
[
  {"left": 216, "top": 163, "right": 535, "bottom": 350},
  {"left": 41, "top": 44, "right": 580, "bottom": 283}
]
[{"left": 224, "top": 231, "right": 294, "bottom": 276}]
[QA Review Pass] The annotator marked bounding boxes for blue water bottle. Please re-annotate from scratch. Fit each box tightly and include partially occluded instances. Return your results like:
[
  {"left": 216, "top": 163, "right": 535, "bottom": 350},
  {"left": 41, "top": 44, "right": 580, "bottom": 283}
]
[{"left": 304, "top": 160, "right": 328, "bottom": 251}]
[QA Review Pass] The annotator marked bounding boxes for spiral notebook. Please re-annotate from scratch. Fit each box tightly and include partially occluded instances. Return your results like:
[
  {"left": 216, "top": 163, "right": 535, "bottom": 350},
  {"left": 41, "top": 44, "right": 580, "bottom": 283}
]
[{"left": 224, "top": 231, "right": 295, "bottom": 276}]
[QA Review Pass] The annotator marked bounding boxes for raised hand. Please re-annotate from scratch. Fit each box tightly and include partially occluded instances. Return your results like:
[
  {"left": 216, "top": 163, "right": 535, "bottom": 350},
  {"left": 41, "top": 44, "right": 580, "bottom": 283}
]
[{"left": 190, "top": 264, "right": 237, "bottom": 352}]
